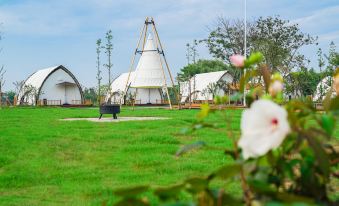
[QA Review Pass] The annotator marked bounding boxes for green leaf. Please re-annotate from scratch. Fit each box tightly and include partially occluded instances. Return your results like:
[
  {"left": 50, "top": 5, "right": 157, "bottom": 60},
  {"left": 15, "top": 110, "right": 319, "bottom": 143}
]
[
  {"left": 247, "top": 179, "right": 276, "bottom": 195},
  {"left": 240, "top": 69, "right": 258, "bottom": 93},
  {"left": 114, "top": 186, "right": 149, "bottom": 197},
  {"left": 244, "top": 52, "right": 263, "bottom": 67},
  {"left": 185, "top": 177, "right": 209, "bottom": 193},
  {"left": 197, "top": 104, "right": 210, "bottom": 121},
  {"left": 329, "top": 96, "right": 339, "bottom": 111},
  {"left": 323, "top": 87, "right": 333, "bottom": 111},
  {"left": 154, "top": 184, "right": 185, "bottom": 200},
  {"left": 214, "top": 96, "right": 222, "bottom": 105},
  {"left": 275, "top": 193, "right": 314, "bottom": 204},
  {"left": 114, "top": 198, "right": 150, "bottom": 206},
  {"left": 305, "top": 136, "right": 330, "bottom": 177},
  {"left": 224, "top": 149, "right": 237, "bottom": 159},
  {"left": 210, "top": 189, "right": 243, "bottom": 206},
  {"left": 160, "top": 202, "right": 195, "bottom": 206},
  {"left": 221, "top": 95, "right": 229, "bottom": 104},
  {"left": 320, "top": 114, "right": 335, "bottom": 136},
  {"left": 176, "top": 141, "right": 206, "bottom": 157},
  {"left": 230, "top": 92, "right": 243, "bottom": 101},
  {"left": 208, "top": 164, "right": 241, "bottom": 180}
]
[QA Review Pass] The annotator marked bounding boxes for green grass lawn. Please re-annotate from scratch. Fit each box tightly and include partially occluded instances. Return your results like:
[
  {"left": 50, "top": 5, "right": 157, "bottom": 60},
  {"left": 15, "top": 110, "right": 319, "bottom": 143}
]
[{"left": 0, "top": 107, "right": 243, "bottom": 205}]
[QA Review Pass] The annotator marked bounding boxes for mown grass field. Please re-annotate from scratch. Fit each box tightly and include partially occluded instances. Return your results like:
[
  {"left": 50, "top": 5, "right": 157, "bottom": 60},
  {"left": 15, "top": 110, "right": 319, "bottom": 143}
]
[{"left": 0, "top": 107, "right": 244, "bottom": 205}]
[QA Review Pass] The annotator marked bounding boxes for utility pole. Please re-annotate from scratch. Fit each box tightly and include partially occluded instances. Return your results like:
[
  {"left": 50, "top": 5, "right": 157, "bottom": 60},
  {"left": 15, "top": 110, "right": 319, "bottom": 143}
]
[{"left": 243, "top": 0, "right": 247, "bottom": 106}]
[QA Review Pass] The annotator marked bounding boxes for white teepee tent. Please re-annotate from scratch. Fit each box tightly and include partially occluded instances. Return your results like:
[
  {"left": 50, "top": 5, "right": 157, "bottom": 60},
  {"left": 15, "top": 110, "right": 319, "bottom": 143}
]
[
  {"left": 130, "top": 34, "right": 166, "bottom": 104},
  {"left": 122, "top": 17, "right": 178, "bottom": 108}
]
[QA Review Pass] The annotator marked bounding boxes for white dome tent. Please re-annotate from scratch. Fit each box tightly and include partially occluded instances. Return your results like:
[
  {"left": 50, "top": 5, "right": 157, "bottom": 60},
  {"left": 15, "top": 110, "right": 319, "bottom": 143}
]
[
  {"left": 180, "top": 71, "right": 233, "bottom": 103},
  {"left": 106, "top": 72, "right": 136, "bottom": 104},
  {"left": 313, "top": 76, "right": 336, "bottom": 101},
  {"left": 17, "top": 65, "right": 83, "bottom": 106},
  {"left": 107, "top": 17, "right": 177, "bottom": 108}
]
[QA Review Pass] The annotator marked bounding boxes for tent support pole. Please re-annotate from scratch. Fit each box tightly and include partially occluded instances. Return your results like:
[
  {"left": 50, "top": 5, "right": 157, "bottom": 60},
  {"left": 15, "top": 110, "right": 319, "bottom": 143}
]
[
  {"left": 151, "top": 17, "right": 180, "bottom": 109},
  {"left": 133, "top": 88, "right": 138, "bottom": 111},
  {"left": 122, "top": 17, "right": 148, "bottom": 108},
  {"left": 150, "top": 20, "right": 172, "bottom": 109}
]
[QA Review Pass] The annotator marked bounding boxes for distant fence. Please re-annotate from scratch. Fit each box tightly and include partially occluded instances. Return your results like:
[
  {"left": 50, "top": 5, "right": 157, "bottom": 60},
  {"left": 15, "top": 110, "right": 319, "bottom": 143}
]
[
  {"left": 156, "top": 99, "right": 169, "bottom": 104},
  {"left": 37, "top": 100, "right": 62, "bottom": 106},
  {"left": 72, "top": 100, "right": 82, "bottom": 105}
]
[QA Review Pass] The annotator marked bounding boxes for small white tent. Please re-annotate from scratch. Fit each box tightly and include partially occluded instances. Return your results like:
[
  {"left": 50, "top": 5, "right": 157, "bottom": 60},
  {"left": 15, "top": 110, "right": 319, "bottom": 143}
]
[
  {"left": 313, "top": 76, "right": 336, "bottom": 101},
  {"left": 106, "top": 72, "right": 136, "bottom": 104},
  {"left": 17, "top": 65, "right": 83, "bottom": 105},
  {"left": 180, "top": 71, "right": 233, "bottom": 103}
]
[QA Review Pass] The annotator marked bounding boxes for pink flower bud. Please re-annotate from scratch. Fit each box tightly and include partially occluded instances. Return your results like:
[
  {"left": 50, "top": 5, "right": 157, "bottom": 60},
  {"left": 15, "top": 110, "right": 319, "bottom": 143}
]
[
  {"left": 269, "top": 80, "right": 283, "bottom": 97},
  {"left": 230, "top": 54, "right": 245, "bottom": 68},
  {"left": 334, "top": 73, "right": 339, "bottom": 96}
]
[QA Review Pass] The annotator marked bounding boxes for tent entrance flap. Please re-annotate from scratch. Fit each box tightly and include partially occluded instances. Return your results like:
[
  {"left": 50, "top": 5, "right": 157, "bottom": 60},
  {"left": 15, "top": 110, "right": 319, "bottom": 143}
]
[{"left": 56, "top": 81, "right": 77, "bottom": 104}]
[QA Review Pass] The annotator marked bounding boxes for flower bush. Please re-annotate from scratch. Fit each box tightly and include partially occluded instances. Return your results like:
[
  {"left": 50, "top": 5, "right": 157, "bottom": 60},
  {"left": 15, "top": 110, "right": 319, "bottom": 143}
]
[{"left": 111, "top": 53, "right": 338, "bottom": 206}]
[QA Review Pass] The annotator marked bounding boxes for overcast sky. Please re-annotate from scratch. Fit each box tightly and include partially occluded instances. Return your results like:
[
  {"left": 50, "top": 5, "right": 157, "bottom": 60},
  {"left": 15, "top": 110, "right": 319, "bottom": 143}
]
[{"left": 0, "top": 0, "right": 338, "bottom": 91}]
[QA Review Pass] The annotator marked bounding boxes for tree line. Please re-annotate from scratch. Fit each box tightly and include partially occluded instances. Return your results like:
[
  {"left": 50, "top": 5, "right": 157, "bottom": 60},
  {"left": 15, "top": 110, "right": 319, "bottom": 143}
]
[{"left": 177, "top": 16, "right": 339, "bottom": 101}]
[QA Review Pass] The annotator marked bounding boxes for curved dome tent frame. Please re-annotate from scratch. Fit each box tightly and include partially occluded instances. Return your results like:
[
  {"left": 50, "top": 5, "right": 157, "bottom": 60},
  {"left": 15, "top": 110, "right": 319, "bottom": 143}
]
[
  {"left": 17, "top": 65, "right": 84, "bottom": 106},
  {"left": 122, "top": 17, "right": 179, "bottom": 109}
]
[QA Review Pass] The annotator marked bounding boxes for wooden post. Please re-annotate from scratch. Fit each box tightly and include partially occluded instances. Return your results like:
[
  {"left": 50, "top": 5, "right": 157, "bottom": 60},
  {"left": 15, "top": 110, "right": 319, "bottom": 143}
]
[
  {"left": 151, "top": 17, "right": 180, "bottom": 109},
  {"left": 150, "top": 22, "right": 172, "bottom": 109},
  {"left": 122, "top": 18, "right": 148, "bottom": 108}
]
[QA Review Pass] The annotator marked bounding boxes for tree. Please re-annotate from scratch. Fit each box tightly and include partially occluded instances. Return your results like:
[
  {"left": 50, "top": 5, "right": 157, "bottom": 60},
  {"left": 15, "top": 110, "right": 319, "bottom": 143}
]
[
  {"left": 317, "top": 48, "right": 326, "bottom": 97},
  {"left": 0, "top": 66, "right": 5, "bottom": 107},
  {"left": 182, "top": 42, "right": 200, "bottom": 107},
  {"left": 177, "top": 59, "right": 229, "bottom": 80},
  {"left": 20, "top": 84, "right": 39, "bottom": 105},
  {"left": 251, "top": 16, "right": 315, "bottom": 74},
  {"left": 325, "top": 41, "right": 339, "bottom": 74},
  {"left": 13, "top": 80, "right": 24, "bottom": 94},
  {"left": 83, "top": 87, "right": 97, "bottom": 104},
  {"left": 103, "top": 30, "right": 113, "bottom": 103},
  {"left": 6, "top": 90, "right": 15, "bottom": 105},
  {"left": 204, "top": 82, "right": 219, "bottom": 100},
  {"left": 96, "top": 39, "right": 103, "bottom": 105},
  {"left": 285, "top": 68, "right": 321, "bottom": 97},
  {"left": 204, "top": 18, "right": 252, "bottom": 62},
  {"left": 204, "top": 16, "right": 316, "bottom": 76}
]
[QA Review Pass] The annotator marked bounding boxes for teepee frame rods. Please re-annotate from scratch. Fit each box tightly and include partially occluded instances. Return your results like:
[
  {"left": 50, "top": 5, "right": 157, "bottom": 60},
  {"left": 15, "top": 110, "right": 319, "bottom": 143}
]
[
  {"left": 122, "top": 17, "right": 148, "bottom": 107},
  {"left": 123, "top": 17, "right": 179, "bottom": 109},
  {"left": 151, "top": 18, "right": 180, "bottom": 109},
  {"left": 150, "top": 22, "right": 172, "bottom": 109}
]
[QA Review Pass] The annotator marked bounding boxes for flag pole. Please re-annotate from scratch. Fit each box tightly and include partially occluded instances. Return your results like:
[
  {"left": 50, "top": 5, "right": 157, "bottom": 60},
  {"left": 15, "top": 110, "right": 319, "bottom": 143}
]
[{"left": 243, "top": 0, "right": 247, "bottom": 106}]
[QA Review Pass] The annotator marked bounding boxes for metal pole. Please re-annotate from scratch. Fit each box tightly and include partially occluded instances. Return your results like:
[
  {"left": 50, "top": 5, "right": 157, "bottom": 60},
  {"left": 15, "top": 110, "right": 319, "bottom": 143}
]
[{"left": 243, "top": 0, "right": 247, "bottom": 106}]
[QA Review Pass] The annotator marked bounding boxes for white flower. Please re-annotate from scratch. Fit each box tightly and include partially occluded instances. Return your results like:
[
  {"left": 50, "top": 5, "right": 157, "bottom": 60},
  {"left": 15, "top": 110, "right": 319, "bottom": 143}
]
[{"left": 238, "top": 100, "right": 291, "bottom": 159}]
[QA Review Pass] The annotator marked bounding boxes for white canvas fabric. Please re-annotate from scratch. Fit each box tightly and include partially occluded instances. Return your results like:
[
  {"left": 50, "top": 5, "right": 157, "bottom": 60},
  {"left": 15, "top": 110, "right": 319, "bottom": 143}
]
[
  {"left": 313, "top": 76, "right": 336, "bottom": 101},
  {"left": 109, "top": 72, "right": 136, "bottom": 95},
  {"left": 130, "top": 34, "right": 166, "bottom": 88},
  {"left": 180, "top": 71, "right": 232, "bottom": 102},
  {"left": 17, "top": 66, "right": 82, "bottom": 105},
  {"left": 23, "top": 66, "right": 58, "bottom": 90},
  {"left": 106, "top": 72, "right": 136, "bottom": 104}
]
